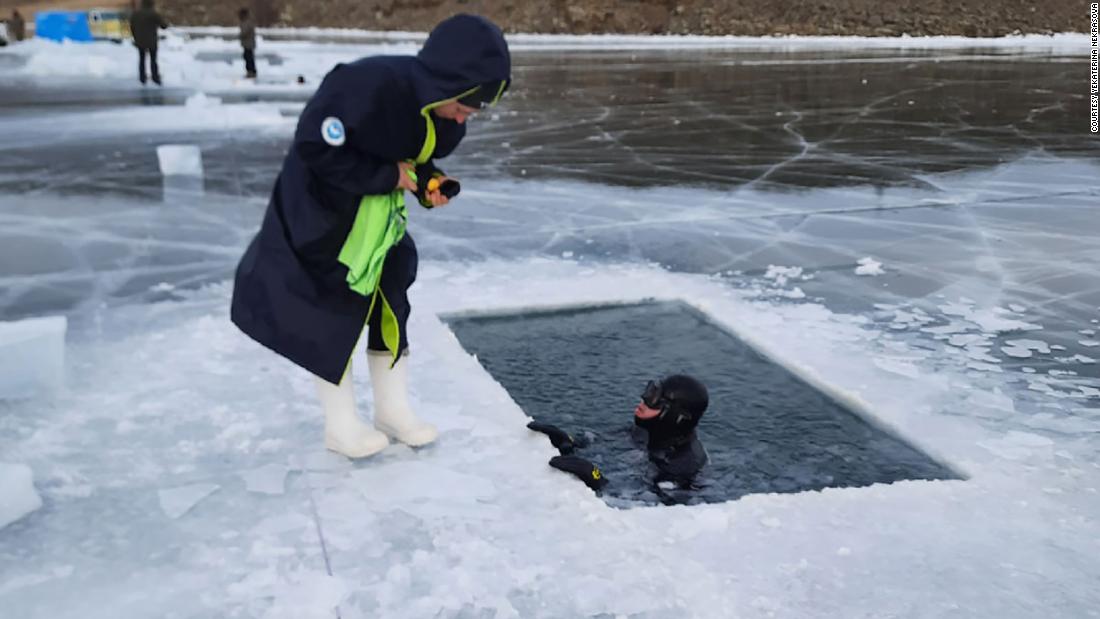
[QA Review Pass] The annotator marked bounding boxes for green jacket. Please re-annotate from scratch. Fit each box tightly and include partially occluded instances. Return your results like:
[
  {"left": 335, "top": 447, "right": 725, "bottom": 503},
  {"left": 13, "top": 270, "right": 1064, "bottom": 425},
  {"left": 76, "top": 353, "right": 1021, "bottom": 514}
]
[{"left": 336, "top": 94, "right": 458, "bottom": 363}]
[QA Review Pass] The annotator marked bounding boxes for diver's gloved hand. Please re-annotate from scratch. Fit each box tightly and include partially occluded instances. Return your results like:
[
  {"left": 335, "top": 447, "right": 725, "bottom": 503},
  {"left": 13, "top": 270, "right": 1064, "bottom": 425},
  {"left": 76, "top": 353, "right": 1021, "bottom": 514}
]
[
  {"left": 549, "top": 455, "right": 608, "bottom": 491},
  {"left": 527, "top": 421, "right": 585, "bottom": 454}
]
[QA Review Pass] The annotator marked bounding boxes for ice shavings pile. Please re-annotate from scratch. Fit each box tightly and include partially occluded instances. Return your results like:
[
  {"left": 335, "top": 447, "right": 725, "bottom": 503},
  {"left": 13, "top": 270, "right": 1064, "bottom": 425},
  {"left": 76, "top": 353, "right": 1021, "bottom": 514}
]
[{"left": 855, "top": 256, "right": 885, "bottom": 276}]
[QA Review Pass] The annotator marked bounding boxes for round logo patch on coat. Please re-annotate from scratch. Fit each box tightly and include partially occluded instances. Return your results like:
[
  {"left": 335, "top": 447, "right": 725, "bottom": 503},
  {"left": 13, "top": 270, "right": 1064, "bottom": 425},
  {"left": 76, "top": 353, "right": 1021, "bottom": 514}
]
[{"left": 321, "top": 117, "right": 345, "bottom": 146}]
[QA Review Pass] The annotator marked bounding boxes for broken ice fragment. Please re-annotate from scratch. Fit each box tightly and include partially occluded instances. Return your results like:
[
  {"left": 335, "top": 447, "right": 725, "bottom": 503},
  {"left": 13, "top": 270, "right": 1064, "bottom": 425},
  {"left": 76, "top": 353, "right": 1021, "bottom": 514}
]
[{"left": 158, "top": 483, "right": 219, "bottom": 519}]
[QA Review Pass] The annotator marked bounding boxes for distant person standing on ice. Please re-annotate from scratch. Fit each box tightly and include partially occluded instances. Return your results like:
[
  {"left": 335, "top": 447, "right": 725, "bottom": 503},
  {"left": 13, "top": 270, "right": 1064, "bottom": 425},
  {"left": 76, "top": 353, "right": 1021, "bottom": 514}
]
[
  {"left": 231, "top": 15, "right": 511, "bottom": 459},
  {"left": 238, "top": 7, "right": 257, "bottom": 79},
  {"left": 130, "top": 0, "right": 168, "bottom": 85},
  {"left": 8, "top": 10, "right": 26, "bottom": 42}
]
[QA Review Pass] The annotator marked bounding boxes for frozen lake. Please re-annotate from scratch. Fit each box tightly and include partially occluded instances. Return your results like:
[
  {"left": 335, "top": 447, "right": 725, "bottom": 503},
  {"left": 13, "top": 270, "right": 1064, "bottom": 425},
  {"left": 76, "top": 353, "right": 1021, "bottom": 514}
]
[{"left": 0, "top": 31, "right": 1098, "bottom": 618}]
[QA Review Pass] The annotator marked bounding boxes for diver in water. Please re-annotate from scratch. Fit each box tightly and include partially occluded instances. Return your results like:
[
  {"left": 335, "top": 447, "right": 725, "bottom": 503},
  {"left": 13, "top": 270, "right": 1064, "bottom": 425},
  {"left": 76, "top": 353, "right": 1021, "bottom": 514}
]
[{"left": 528, "top": 374, "right": 710, "bottom": 499}]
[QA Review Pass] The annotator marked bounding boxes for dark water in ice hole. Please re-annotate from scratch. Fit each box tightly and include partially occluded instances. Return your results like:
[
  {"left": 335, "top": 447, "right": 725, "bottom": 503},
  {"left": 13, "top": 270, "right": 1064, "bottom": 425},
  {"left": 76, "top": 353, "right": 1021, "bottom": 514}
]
[{"left": 447, "top": 301, "right": 960, "bottom": 507}]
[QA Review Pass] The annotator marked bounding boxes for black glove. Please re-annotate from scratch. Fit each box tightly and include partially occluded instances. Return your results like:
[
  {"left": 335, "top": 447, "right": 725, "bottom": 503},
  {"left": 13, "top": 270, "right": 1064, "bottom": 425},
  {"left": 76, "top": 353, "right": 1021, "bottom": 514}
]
[
  {"left": 527, "top": 421, "right": 585, "bottom": 454},
  {"left": 414, "top": 163, "right": 460, "bottom": 208},
  {"left": 549, "top": 455, "right": 609, "bottom": 491}
]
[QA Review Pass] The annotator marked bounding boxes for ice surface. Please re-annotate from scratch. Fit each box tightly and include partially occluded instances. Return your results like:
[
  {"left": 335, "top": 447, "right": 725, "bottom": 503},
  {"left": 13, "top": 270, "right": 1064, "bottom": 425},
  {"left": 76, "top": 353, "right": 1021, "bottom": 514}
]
[
  {"left": 976, "top": 431, "right": 1055, "bottom": 460},
  {"left": 349, "top": 461, "right": 498, "bottom": 505},
  {"left": 156, "top": 145, "right": 204, "bottom": 177},
  {"left": 157, "top": 483, "right": 220, "bottom": 519},
  {"left": 1, "top": 33, "right": 1098, "bottom": 618},
  {"left": 242, "top": 463, "right": 288, "bottom": 495},
  {"left": 0, "top": 316, "right": 65, "bottom": 399},
  {"left": 0, "top": 463, "right": 42, "bottom": 530},
  {"left": 0, "top": 262, "right": 1096, "bottom": 617}
]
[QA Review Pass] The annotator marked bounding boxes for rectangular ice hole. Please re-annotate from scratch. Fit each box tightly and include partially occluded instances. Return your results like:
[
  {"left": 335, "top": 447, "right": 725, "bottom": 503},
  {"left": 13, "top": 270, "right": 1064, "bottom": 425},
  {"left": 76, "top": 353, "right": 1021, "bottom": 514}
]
[{"left": 446, "top": 301, "right": 960, "bottom": 507}]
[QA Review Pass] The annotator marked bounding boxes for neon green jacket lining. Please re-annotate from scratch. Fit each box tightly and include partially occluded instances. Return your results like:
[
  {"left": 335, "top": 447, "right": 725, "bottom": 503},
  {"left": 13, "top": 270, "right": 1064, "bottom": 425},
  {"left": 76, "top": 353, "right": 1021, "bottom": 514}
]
[{"left": 336, "top": 92, "right": 473, "bottom": 363}]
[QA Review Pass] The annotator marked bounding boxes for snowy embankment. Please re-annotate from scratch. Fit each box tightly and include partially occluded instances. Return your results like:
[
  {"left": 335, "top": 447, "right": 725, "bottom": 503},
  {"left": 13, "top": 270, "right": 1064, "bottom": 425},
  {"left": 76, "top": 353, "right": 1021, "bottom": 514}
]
[
  {"left": 0, "top": 30, "right": 418, "bottom": 94},
  {"left": 178, "top": 26, "right": 1091, "bottom": 52}
]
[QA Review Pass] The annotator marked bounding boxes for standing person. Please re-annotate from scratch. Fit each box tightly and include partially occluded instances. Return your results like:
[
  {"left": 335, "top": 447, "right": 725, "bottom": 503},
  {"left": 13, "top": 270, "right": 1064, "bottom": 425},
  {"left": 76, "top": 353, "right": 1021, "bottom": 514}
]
[
  {"left": 231, "top": 15, "right": 511, "bottom": 459},
  {"left": 130, "top": 0, "right": 168, "bottom": 85},
  {"left": 8, "top": 10, "right": 25, "bottom": 42},
  {"left": 238, "top": 7, "right": 257, "bottom": 79}
]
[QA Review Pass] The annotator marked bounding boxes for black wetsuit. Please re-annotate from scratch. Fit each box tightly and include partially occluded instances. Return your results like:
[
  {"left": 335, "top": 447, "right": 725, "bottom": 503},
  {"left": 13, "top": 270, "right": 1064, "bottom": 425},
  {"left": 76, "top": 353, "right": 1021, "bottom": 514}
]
[
  {"left": 636, "top": 426, "right": 709, "bottom": 486},
  {"left": 529, "top": 421, "right": 709, "bottom": 501}
]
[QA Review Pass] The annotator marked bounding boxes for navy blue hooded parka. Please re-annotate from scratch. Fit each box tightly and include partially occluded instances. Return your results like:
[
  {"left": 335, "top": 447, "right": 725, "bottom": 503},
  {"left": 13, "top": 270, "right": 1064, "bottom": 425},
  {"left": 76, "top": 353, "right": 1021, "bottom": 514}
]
[{"left": 231, "top": 15, "right": 510, "bottom": 384}]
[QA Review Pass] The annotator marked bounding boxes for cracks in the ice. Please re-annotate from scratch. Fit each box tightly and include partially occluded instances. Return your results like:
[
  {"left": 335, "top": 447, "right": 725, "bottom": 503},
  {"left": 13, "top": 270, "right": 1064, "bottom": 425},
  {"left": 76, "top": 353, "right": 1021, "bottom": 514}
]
[
  {"left": 304, "top": 471, "right": 342, "bottom": 619},
  {"left": 742, "top": 108, "right": 810, "bottom": 188}
]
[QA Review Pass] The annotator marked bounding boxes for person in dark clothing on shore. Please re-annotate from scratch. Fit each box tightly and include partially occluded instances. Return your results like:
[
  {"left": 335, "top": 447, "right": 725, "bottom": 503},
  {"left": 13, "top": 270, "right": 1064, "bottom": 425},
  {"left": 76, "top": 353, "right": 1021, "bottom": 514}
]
[
  {"left": 231, "top": 15, "right": 511, "bottom": 459},
  {"left": 131, "top": 0, "right": 168, "bottom": 85},
  {"left": 239, "top": 8, "right": 257, "bottom": 79},
  {"left": 7, "top": 10, "right": 26, "bottom": 42},
  {"left": 528, "top": 375, "right": 710, "bottom": 502}
]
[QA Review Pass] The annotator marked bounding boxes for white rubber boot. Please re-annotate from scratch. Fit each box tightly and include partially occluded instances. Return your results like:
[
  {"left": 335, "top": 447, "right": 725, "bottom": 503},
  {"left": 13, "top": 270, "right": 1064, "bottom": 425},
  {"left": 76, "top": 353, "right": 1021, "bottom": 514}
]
[
  {"left": 368, "top": 352, "right": 438, "bottom": 447},
  {"left": 316, "top": 365, "right": 389, "bottom": 459}
]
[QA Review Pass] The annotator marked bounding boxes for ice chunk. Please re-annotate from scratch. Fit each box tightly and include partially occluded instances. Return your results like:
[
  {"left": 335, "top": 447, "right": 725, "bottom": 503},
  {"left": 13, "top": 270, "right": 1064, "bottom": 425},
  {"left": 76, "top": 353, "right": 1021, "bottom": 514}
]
[
  {"left": 948, "top": 333, "right": 988, "bottom": 347},
  {"left": 763, "top": 265, "right": 803, "bottom": 286},
  {"left": 938, "top": 303, "right": 1043, "bottom": 333},
  {"left": 0, "top": 316, "right": 66, "bottom": 399},
  {"left": 241, "top": 463, "right": 288, "bottom": 495},
  {"left": 873, "top": 357, "right": 920, "bottom": 378},
  {"left": 966, "top": 346, "right": 1000, "bottom": 363},
  {"left": 1079, "top": 340, "right": 1099, "bottom": 348},
  {"left": 977, "top": 431, "right": 1054, "bottom": 460},
  {"left": 158, "top": 483, "right": 220, "bottom": 519},
  {"left": 965, "top": 389, "right": 1016, "bottom": 413},
  {"left": 967, "top": 361, "right": 1003, "bottom": 372},
  {"left": 185, "top": 92, "right": 222, "bottom": 108},
  {"left": 156, "top": 144, "right": 204, "bottom": 177},
  {"left": 922, "top": 323, "right": 971, "bottom": 336},
  {"left": 1005, "top": 339, "right": 1051, "bottom": 354},
  {"left": 0, "top": 463, "right": 43, "bottom": 530},
  {"left": 855, "top": 256, "right": 884, "bottom": 276}
]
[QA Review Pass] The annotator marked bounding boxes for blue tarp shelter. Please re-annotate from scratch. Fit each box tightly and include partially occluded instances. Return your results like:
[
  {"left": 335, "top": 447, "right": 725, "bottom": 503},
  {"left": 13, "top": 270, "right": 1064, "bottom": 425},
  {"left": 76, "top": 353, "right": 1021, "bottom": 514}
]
[{"left": 35, "top": 11, "right": 94, "bottom": 42}]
